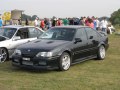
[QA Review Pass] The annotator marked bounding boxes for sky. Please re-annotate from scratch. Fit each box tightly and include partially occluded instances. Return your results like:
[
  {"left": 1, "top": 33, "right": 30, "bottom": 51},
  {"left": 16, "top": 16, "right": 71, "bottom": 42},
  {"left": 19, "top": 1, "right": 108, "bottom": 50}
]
[{"left": 0, "top": 0, "right": 120, "bottom": 18}]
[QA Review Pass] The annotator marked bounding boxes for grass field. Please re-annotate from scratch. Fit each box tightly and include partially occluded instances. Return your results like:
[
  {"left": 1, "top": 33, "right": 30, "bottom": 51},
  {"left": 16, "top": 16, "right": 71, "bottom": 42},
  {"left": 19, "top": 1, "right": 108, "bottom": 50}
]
[{"left": 0, "top": 29, "right": 120, "bottom": 90}]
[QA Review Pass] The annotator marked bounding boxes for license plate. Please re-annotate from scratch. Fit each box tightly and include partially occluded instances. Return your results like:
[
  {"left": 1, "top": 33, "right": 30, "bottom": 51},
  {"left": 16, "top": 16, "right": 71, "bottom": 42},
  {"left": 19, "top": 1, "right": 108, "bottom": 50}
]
[
  {"left": 22, "top": 61, "right": 33, "bottom": 65},
  {"left": 22, "top": 57, "right": 30, "bottom": 61}
]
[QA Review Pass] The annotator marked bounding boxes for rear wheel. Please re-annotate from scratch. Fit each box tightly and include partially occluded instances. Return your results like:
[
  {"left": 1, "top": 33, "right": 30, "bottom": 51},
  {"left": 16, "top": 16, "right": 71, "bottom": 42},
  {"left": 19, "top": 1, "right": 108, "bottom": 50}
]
[
  {"left": 97, "top": 45, "right": 106, "bottom": 60},
  {"left": 0, "top": 48, "right": 8, "bottom": 63},
  {"left": 59, "top": 52, "right": 71, "bottom": 71}
]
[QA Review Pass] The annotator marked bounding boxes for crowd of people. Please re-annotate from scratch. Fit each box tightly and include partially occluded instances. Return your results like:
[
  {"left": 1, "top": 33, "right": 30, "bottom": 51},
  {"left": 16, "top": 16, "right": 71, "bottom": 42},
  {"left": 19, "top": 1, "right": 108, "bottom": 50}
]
[
  {"left": 33, "top": 16, "right": 109, "bottom": 33},
  {"left": 0, "top": 16, "right": 110, "bottom": 34}
]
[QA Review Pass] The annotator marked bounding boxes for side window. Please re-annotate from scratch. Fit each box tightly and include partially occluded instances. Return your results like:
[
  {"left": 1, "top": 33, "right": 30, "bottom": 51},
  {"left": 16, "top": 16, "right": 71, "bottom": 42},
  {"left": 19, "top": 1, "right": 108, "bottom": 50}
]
[
  {"left": 85, "top": 28, "right": 98, "bottom": 39},
  {"left": 75, "top": 28, "right": 87, "bottom": 41},
  {"left": 16, "top": 28, "right": 29, "bottom": 39},
  {"left": 28, "top": 28, "right": 43, "bottom": 38}
]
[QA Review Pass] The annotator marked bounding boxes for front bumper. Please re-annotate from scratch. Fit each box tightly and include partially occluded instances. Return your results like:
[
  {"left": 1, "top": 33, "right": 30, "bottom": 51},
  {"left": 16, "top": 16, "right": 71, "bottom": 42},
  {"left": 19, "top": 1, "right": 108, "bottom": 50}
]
[{"left": 12, "top": 55, "right": 60, "bottom": 70}]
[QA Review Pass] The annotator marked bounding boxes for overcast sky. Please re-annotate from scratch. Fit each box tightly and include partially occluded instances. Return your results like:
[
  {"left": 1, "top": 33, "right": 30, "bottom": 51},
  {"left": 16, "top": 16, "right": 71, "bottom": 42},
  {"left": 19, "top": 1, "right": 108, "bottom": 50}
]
[{"left": 0, "top": 0, "right": 120, "bottom": 18}]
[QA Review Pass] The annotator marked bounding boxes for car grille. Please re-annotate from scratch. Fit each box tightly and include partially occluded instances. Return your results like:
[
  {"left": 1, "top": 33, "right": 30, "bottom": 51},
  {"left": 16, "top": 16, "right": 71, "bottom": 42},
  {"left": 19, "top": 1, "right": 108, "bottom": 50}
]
[{"left": 22, "top": 53, "right": 35, "bottom": 58}]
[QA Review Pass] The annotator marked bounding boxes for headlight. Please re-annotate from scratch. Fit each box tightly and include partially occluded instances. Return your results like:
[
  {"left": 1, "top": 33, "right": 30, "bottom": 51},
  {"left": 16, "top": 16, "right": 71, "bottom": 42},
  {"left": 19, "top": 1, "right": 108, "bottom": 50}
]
[
  {"left": 36, "top": 52, "right": 53, "bottom": 57},
  {"left": 14, "top": 49, "right": 21, "bottom": 55}
]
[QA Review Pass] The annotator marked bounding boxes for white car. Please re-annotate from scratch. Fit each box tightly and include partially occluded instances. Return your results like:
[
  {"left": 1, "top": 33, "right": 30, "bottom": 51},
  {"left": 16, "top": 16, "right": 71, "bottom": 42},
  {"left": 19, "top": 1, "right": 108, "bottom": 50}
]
[
  {"left": 0, "top": 25, "right": 44, "bottom": 63},
  {"left": 107, "top": 25, "right": 115, "bottom": 34}
]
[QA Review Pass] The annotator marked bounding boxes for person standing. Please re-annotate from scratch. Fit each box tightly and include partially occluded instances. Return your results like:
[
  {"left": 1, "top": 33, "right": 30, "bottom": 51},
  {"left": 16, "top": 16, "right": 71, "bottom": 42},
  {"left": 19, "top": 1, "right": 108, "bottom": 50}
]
[
  {"left": 52, "top": 18, "right": 56, "bottom": 27},
  {"left": 92, "top": 16, "right": 97, "bottom": 30},
  {"left": 9, "top": 19, "right": 13, "bottom": 25},
  {"left": 57, "top": 18, "right": 62, "bottom": 26},
  {"left": 96, "top": 17, "right": 100, "bottom": 30},
  {"left": 87, "top": 18, "right": 94, "bottom": 28},
  {"left": 25, "top": 18, "right": 29, "bottom": 25},
  {"left": 34, "top": 17, "right": 39, "bottom": 27},
  {"left": 40, "top": 19, "right": 45, "bottom": 30},
  {"left": 100, "top": 17, "right": 108, "bottom": 33},
  {"left": 0, "top": 18, "right": 3, "bottom": 27},
  {"left": 63, "top": 18, "right": 69, "bottom": 25}
]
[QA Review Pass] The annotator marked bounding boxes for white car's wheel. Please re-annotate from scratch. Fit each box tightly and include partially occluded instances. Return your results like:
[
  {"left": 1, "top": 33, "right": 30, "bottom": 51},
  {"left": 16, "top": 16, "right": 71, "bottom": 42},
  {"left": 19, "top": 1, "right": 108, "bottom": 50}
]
[
  {"left": 0, "top": 48, "right": 8, "bottom": 63},
  {"left": 97, "top": 45, "right": 106, "bottom": 60},
  {"left": 59, "top": 52, "right": 71, "bottom": 71}
]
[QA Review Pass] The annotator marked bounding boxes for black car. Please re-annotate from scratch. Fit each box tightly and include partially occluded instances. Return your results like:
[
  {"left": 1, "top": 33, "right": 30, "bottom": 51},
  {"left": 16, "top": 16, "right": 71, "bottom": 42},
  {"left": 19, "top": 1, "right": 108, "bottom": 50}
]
[{"left": 12, "top": 26, "right": 109, "bottom": 71}]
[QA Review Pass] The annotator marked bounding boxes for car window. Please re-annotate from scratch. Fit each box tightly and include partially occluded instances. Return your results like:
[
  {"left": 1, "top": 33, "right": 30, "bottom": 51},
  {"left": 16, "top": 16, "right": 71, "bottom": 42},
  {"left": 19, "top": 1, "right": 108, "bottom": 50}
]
[
  {"left": 16, "top": 28, "right": 29, "bottom": 39},
  {"left": 0, "top": 28, "right": 17, "bottom": 39},
  {"left": 75, "top": 28, "right": 87, "bottom": 41},
  {"left": 28, "top": 27, "right": 43, "bottom": 38},
  {"left": 85, "top": 28, "right": 98, "bottom": 39},
  {"left": 39, "top": 28, "right": 76, "bottom": 41}
]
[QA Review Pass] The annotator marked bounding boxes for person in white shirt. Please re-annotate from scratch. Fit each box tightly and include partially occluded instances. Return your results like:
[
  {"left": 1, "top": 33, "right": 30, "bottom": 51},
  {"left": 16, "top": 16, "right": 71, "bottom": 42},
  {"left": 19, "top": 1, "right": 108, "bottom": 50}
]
[
  {"left": 34, "top": 17, "right": 39, "bottom": 27},
  {"left": 96, "top": 17, "right": 100, "bottom": 30},
  {"left": 100, "top": 17, "right": 108, "bottom": 33}
]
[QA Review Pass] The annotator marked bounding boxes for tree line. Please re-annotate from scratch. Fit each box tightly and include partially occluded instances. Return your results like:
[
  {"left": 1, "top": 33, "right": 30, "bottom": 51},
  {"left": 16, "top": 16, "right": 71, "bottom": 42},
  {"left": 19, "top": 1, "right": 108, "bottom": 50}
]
[
  {"left": 21, "top": 14, "right": 38, "bottom": 21},
  {"left": 110, "top": 8, "right": 120, "bottom": 25}
]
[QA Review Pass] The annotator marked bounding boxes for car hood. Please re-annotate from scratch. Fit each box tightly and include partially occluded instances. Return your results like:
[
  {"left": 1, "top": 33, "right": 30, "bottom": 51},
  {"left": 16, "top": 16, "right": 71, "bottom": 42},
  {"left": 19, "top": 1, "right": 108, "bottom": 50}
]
[{"left": 18, "top": 39, "right": 71, "bottom": 51}]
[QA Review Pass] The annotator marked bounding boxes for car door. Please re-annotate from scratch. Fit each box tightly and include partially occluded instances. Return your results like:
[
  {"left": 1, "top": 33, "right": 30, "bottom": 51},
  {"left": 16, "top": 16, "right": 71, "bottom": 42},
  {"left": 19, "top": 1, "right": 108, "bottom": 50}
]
[
  {"left": 72, "top": 28, "right": 89, "bottom": 62},
  {"left": 84, "top": 27, "right": 99, "bottom": 56},
  {"left": 11, "top": 28, "right": 37, "bottom": 49}
]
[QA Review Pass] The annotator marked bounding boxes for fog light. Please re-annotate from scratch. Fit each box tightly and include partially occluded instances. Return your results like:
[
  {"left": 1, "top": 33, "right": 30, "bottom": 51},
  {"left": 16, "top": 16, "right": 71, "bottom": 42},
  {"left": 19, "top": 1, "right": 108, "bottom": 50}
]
[{"left": 14, "top": 59, "right": 19, "bottom": 62}]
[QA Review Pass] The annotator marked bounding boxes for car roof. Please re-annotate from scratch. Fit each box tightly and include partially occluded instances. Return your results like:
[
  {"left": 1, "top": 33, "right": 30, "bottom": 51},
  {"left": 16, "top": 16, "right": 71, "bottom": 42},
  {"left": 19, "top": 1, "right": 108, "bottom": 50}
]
[
  {"left": 2, "top": 25, "right": 44, "bottom": 32},
  {"left": 54, "top": 25, "right": 90, "bottom": 29},
  {"left": 3, "top": 25, "right": 35, "bottom": 29}
]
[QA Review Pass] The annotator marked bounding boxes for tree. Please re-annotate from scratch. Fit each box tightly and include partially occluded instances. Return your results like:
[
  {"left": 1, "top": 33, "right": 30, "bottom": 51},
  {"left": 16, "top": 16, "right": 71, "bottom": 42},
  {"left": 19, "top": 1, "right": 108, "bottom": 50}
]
[
  {"left": 110, "top": 9, "right": 120, "bottom": 25},
  {"left": 21, "top": 14, "right": 31, "bottom": 21},
  {"left": 21, "top": 14, "right": 38, "bottom": 21},
  {"left": 114, "top": 18, "right": 120, "bottom": 25},
  {"left": 31, "top": 15, "right": 38, "bottom": 21}
]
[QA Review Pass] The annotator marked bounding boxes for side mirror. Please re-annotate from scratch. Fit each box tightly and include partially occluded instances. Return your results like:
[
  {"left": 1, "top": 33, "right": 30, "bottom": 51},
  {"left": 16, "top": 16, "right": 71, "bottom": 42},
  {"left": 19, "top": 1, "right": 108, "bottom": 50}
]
[
  {"left": 12, "top": 36, "right": 21, "bottom": 41},
  {"left": 74, "top": 38, "right": 82, "bottom": 43}
]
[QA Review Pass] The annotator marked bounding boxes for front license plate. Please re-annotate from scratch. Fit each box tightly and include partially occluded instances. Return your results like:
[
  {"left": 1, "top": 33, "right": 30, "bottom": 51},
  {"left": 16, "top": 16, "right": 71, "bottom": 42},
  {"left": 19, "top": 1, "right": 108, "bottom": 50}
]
[
  {"left": 22, "top": 57, "right": 30, "bottom": 61},
  {"left": 22, "top": 61, "right": 33, "bottom": 65}
]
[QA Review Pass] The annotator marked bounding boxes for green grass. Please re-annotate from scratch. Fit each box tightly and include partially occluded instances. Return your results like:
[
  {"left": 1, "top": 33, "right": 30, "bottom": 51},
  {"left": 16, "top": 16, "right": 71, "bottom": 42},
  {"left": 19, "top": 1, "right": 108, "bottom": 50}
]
[{"left": 0, "top": 33, "right": 120, "bottom": 90}]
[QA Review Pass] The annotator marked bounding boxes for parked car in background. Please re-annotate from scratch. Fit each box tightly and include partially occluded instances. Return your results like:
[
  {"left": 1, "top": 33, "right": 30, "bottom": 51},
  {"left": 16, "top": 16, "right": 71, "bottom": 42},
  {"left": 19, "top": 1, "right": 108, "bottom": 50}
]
[
  {"left": 0, "top": 25, "right": 44, "bottom": 63},
  {"left": 107, "top": 25, "right": 115, "bottom": 34},
  {"left": 12, "top": 26, "right": 109, "bottom": 71}
]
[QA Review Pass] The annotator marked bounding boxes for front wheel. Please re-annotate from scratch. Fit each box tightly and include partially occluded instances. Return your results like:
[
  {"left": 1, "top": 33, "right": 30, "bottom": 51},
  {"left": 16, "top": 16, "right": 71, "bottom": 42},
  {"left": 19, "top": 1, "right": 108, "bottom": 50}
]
[
  {"left": 97, "top": 45, "right": 106, "bottom": 60},
  {"left": 59, "top": 52, "right": 71, "bottom": 71},
  {"left": 0, "top": 48, "right": 8, "bottom": 63}
]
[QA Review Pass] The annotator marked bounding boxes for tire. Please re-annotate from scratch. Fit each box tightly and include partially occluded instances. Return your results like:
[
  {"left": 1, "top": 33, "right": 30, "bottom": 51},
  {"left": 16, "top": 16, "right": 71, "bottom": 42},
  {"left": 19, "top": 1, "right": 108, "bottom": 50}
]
[
  {"left": 0, "top": 48, "right": 8, "bottom": 63},
  {"left": 59, "top": 52, "right": 71, "bottom": 71},
  {"left": 97, "top": 45, "right": 106, "bottom": 60}
]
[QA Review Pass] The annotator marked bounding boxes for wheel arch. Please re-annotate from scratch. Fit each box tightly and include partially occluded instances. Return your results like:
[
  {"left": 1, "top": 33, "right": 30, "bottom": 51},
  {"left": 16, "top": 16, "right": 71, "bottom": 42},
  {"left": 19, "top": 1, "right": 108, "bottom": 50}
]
[
  {"left": 62, "top": 50, "right": 73, "bottom": 61},
  {"left": 98, "top": 42, "right": 105, "bottom": 48}
]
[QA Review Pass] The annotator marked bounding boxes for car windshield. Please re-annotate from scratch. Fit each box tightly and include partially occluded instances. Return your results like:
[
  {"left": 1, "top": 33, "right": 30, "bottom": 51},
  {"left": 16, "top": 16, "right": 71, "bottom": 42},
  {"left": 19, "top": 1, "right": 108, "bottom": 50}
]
[
  {"left": 0, "top": 28, "right": 17, "bottom": 39},
  {"left": 39, "top": 28, "right": 76, "bottom": 41}
]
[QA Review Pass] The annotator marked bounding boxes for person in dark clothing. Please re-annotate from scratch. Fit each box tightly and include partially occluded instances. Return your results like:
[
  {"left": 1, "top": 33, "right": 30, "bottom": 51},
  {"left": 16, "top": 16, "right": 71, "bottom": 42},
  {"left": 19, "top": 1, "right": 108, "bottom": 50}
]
[
  {"left": 69, "top": 18, "right": 74, "bottom": 25},
  {"left": 25, "top": 18, "right": 29, "bottom": 25},
  {"left": 52, "top": 19, "right": 56, "bottom": 27},
  {"left": 18, "top": 17, "right": 22, "bottom": 25}
]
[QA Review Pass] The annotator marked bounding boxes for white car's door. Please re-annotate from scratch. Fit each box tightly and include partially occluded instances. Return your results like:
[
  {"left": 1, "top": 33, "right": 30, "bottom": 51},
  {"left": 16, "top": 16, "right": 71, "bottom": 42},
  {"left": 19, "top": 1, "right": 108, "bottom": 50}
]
[{"left": 10, "top": 27, "right": 43, "bottom": 49}]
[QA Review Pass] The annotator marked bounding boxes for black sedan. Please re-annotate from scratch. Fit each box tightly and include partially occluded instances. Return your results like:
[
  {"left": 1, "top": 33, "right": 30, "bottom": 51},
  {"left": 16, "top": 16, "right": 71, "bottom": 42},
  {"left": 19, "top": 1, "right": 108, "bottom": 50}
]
[{"left": 12, "top": 26, "right": 109, "bottom": 71}]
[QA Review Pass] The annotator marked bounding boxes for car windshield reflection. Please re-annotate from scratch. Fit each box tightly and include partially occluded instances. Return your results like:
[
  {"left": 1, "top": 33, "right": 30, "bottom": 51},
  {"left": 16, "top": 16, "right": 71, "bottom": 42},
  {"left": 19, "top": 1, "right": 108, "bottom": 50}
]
[
  {"left": 39, "top": 28, "right": 76, "bottom": 41},
  {"left": 0, "top": 28, "right": 17, "bottom": 39}
]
